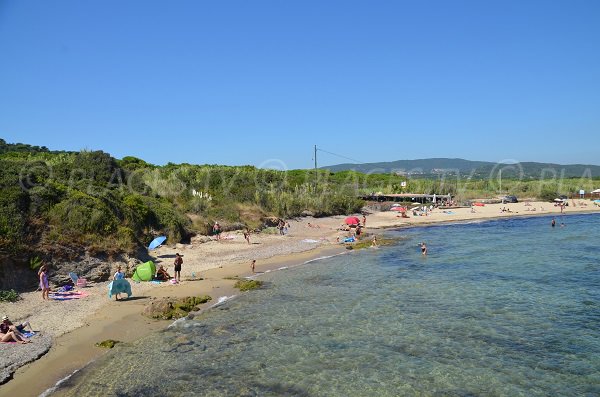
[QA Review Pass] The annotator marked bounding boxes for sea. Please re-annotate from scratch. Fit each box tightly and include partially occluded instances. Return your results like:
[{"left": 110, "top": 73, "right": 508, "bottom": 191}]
[{"left": 52, "top": 213, "right": 599, "bottom": 397}]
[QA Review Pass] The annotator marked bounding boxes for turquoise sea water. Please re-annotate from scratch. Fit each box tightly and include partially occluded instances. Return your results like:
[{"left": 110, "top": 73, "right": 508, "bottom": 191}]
[{"left": 55, "top": 214, "right": 599, "bottom": 396}]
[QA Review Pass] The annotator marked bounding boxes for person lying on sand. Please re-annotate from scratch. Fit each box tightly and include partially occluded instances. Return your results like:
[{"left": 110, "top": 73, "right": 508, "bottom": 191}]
[
  {"left": 306, "top": 222, "right": 321, "bottom": 228},
  {"left": 2, "top": 315, "right": 32, "bottom": 334},
  {"left": 0, "top": 329, "right": 30, "bottom": 344}
]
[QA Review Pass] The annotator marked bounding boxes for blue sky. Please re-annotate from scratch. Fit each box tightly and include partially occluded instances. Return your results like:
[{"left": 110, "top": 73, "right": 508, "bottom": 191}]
[{"left": 1, "top": 0, "right": 599, "bottom": 169}]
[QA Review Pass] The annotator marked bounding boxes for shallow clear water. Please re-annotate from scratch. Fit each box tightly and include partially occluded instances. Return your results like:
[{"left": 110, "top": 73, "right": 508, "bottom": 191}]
[{"left": 57, "top": 214, "right": 600, "bottom": 396}]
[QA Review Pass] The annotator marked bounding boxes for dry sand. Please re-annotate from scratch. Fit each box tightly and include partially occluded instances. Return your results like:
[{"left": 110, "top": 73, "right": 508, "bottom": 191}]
[{"left": 1, "top": 200, "right": 598, "bottom": 395}]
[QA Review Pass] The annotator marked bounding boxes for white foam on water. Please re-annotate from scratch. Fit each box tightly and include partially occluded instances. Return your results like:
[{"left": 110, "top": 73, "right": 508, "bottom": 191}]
[
  {"left": 210, "top": 295, "right": 237, "bottom": 308},
  {"left": 39, "top": 365, "right": 86, "bottom": 397}
]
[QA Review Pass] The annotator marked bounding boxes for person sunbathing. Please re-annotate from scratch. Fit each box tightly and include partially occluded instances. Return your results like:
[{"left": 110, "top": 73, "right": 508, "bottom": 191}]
[
  {"left": 155, "top": 265, "right": 171, "bottom": 281},
  {"left": 1, "top": 316, "right": 32, "bottom": 343},
  {"left": 0, "top": 329, "right": 30, "bottom": 343}
]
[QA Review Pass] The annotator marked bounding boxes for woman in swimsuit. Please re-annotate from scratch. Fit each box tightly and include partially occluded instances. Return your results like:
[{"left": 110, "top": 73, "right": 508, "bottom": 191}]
[
  {"left": 39, "top": 265, "right": 50, "bottom": 300},
  {"left": 420, "top": 242, "right": 427, "bottom": 256}
]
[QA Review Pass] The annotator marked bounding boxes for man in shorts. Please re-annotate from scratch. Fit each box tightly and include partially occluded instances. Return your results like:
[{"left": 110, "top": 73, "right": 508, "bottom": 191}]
[
  {"left": 174, "top": 253, "right": 183, "bottom": 282},
  {"left": 1, "top": 315, "right": 32, "bottom": 336}
]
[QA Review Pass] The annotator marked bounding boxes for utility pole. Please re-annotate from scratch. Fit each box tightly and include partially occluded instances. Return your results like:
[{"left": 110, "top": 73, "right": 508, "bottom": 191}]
[
  {"left": 314, "top": 145, "right": 318, "bottom": 189},
  {"left": 499, "top": 169, "right": 502, "bottom": 194}
]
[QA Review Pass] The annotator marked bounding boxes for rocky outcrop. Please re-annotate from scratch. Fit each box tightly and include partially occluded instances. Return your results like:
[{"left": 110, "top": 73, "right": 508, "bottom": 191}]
[
  {"left": 0, "top": 333, "right": 52, "bottom": 384},
  {"left": 0, "top": 250, "right": 145, "bottom": 292},
  {"left": 48, "top": 252, "right": 143, "bottom": 286},
  {"left": 142, "top": 296, "right": 212, "bottom": 320},
  {"left": 262, "top": 216, "right": 282, "bottom": 227}
]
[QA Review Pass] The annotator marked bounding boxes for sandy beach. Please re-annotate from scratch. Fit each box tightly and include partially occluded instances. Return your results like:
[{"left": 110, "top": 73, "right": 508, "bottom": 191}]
[{"left": 1, "top": 200, "right": 598, "bottom": 395}]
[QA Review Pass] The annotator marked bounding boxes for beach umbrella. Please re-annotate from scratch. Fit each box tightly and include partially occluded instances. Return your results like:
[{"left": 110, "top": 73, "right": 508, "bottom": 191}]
[
  {"left": 148, "top": 236, "right": 167, "bottom": 250},
  {"left": 390, "top": 206, "right": 405, "bottom": 212},
  {"left": 345, "top": 216, "right": 360, "bottom": 225}
]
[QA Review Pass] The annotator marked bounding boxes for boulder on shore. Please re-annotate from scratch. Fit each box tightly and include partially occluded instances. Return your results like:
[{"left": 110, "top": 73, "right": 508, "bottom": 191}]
[{"left": 142, "top": 296, "right": 212, "bottom": 320}]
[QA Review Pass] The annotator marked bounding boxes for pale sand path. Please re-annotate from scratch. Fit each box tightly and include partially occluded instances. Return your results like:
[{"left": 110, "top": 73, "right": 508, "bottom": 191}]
[{"left": 1, "top": 200, "right": 598, "bottom": 394}]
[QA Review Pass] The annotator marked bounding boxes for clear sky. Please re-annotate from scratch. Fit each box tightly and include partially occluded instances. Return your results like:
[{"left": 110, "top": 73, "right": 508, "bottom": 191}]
[{"left": 1, "top": 0, "right": 599, "bottom": 169}]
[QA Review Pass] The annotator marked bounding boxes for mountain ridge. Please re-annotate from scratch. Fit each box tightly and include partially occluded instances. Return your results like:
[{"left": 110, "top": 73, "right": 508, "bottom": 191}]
[{"left": 321, "top": 158, "right": 600, "bottom": 178}]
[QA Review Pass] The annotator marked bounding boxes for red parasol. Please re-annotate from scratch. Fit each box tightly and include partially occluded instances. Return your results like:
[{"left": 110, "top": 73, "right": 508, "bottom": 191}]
[{"left": 345, "top": 216, "right": 361, "bottom": 225}]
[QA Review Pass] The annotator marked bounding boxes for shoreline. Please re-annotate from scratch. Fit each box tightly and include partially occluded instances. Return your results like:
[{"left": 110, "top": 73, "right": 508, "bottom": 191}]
[{"left": 1, "top": 201, "right": 599, "bottom": 395}]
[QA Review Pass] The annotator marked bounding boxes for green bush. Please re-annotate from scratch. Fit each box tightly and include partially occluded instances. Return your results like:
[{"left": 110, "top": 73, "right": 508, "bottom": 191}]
[
  {"left": 0, "top": 289, "right": 20, "bottom": 302},
  {"left": 49, "top": 190, "right": 119, "bottom": 234}
]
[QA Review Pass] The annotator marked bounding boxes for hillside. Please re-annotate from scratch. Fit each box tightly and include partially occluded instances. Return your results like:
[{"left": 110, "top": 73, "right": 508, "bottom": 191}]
[
  {"left": 2, "top": 139, "right": 599, "bottom": 292},
  {"left": 0, "top": 139, "right": 368, "bottom": 290},
  {"left": 323, "top": 158, "right": 600, "bottom": 179}
]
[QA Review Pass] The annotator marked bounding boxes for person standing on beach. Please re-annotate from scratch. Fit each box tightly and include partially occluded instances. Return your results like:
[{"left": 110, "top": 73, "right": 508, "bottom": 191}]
[
  {"left": 213, "top": 222, "right": 221, "bottom": 240},
  {"left": 112, "top": 266, "right": 125, "bottom": 300},
  {"left": 251, "top": 260, "right": 256, "bottom": 273},
  {"left": 244, "top": 229, "right": 251, "bottom": 244},
  {"left": 39, "top": 265, "right": 49, "bottom": 300},
  {"left": 420, "top": 242, "right": 427, "bottom": 256},
  {"left": 362, "top": 215, "right": 366, "bottom": 227},
  {"left": 174, "top": 253, "right": 183, "bottom": 282}
]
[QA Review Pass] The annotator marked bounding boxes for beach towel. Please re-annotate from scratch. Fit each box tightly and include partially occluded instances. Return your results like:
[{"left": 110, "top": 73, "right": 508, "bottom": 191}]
[
  {"left": 108, "top": 279, "right": 132, "bottom": 299},
  {"left": 49, "top": 291, "right": 89, "bottom": 300}
]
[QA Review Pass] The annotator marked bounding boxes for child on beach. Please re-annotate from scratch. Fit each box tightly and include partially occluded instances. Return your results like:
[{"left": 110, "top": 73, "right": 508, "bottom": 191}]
[{"left": 251, "top": 260, "right": 256, "bottom": 273}]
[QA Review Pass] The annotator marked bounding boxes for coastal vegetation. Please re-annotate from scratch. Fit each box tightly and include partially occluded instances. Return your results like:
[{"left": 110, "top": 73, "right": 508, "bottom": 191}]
[{"left": 0, "top": 289, "right": 19, "bottom": 302}]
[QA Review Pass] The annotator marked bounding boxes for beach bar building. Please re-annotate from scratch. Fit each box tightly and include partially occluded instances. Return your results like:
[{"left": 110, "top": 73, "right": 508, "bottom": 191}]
[{"left": 359, "top": 193, "right": 452, "bottom": 204}]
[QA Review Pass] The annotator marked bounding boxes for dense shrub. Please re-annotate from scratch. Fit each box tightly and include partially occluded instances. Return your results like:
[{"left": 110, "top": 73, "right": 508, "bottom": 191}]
[
  {"left": 0, "top": 289, "right": 20, "bottom": 302},
  {"left": 48, "top": 191, "right": 119, "bottom": 235}
]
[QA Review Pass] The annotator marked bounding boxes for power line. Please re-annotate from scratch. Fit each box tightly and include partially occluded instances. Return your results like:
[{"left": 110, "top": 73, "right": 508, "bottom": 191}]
[{"left": 315, "top": 147, "right": 365, "bottom": 164}]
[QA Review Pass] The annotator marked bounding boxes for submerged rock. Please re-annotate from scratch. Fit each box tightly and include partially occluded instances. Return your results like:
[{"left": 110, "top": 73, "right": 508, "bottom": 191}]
[
  {"left": 95, "top": 339, "right": 120, "bottom": 349},
  {"left": 233, "top": 279, "right": 263, "bottom": 292},
  {"left": 142, "top": 296, "right": 212, "bottom": 320}
]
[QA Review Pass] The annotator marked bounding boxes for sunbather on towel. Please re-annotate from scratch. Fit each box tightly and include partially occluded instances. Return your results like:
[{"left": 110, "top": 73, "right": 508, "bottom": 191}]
[
  {"left": 1, "top": 316, "right": 32, "bottom": 336},
  {"left": 0, "top": 331, "right": 30, "bottom": 343},
  {"left": 0, "top": 320, "right": 30, "bottom": 344},
  {"left": 155, "top": 265, "right": 171, "bottom": 281}
]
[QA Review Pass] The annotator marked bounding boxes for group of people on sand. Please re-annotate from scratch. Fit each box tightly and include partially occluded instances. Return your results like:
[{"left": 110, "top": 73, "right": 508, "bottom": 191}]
[
  {"left": 0, "top": 315, "right": 33, "bottom": 344},
  {"left": 153, "top": 253, "right": 183, "bottom": 282}
]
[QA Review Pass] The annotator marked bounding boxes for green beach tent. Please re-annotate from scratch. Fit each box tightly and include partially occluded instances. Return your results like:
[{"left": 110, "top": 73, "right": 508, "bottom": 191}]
[{"left": 132, "top": 261, "right": 156, "bottom": 282}]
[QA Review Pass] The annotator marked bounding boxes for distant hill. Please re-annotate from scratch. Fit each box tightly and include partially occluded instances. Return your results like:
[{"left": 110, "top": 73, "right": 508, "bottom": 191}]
[{"left": 322, "top": 158, "right": 600, "bottom": 179}]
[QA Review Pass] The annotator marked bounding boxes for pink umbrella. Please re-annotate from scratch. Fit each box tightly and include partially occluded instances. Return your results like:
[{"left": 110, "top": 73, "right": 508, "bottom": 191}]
[
  {"left": 345, "top": 216, "right": 360, "bottom": 225},
  {"left": 390, "top": 207, "right": 406, "bottom": 212}
]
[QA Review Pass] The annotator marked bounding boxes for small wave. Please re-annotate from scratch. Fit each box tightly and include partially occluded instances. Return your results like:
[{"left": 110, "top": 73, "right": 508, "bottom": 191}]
[
  {"left": 168, "top": 317, "right": 188, "bottom": 328},
  {"left": 210, "top": 295, "right": 237, "bottom": 308},
  {"left": 39, "top": 366, "right": 86, "bottom": 397},
  {"left": 303, "top": 252, "right": 346, "bottom": 265}
]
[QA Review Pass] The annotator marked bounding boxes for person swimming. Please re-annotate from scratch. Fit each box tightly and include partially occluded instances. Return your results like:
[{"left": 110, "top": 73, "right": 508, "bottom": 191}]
[{"left": 420, "top": 242, "right": 427, "bottom": 256}]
